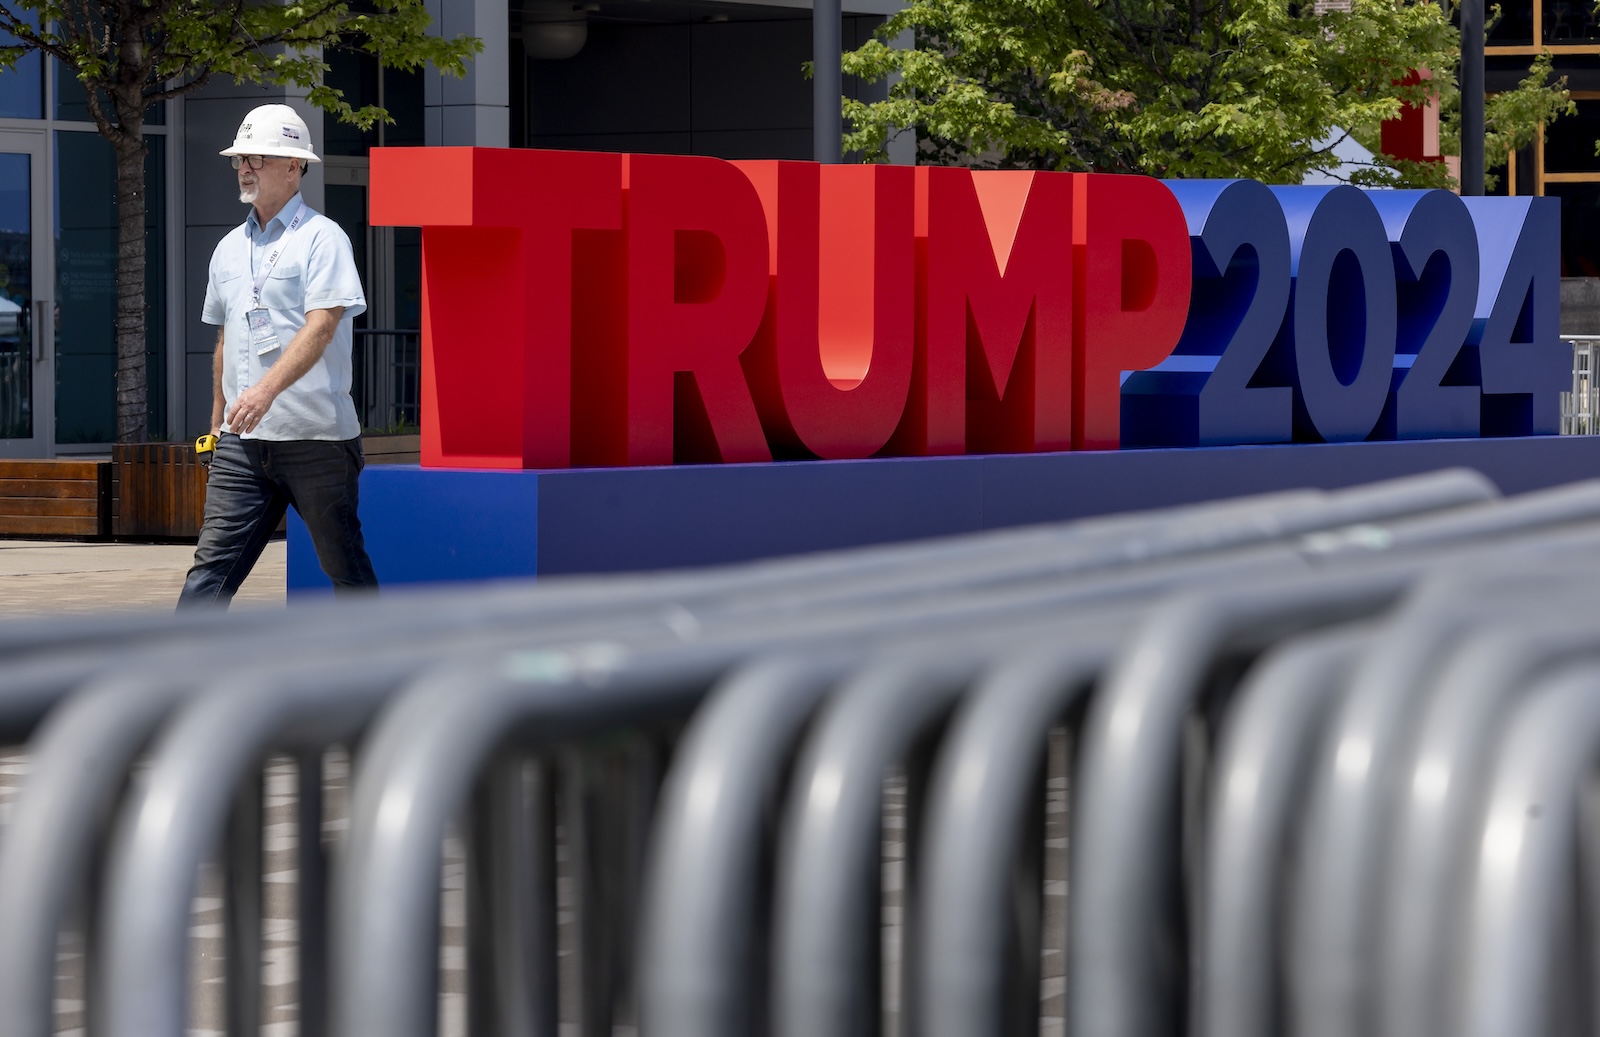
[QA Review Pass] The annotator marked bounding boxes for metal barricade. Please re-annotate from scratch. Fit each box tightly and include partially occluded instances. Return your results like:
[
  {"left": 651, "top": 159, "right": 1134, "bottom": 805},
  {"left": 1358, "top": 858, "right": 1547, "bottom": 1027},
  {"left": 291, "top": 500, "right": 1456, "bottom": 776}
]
[{"left": 8, "top": 467, "right": 1600, "bottom": 1036}]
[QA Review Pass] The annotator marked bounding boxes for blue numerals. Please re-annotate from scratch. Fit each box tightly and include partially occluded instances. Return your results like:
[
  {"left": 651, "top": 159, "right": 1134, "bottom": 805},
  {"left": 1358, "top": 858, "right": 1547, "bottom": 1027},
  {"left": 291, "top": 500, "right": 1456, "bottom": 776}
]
[{"left": 1123, "top": 184, "right": 1559, "bottom": 447}]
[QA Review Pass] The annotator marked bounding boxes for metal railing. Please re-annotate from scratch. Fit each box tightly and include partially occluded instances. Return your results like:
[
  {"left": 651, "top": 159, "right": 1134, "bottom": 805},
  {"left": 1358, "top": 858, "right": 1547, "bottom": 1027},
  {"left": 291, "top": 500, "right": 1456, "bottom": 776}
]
[
  {"left": 351, "top": 328, "right": 419, "bottom": 432},
  {"left": 1560, "top": 334, "right": 1599, "bottom": 433},
  {"left": 7, "top": 468, "right": 1600, "bottom": 1035}
]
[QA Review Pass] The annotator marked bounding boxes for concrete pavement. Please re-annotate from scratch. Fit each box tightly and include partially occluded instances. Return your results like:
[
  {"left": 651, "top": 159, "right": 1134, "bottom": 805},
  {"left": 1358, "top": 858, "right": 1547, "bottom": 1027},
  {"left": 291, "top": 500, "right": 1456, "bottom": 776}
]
[{"left": 0, "top": 538, "right": 286, "bottom": 615}]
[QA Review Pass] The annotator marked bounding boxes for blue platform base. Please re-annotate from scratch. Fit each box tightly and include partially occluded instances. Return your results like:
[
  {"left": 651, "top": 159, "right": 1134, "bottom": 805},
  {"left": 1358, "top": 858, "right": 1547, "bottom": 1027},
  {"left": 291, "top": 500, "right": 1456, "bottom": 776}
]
[{"left": 288, "top": 436, "right": 1600, "bottom": 594}]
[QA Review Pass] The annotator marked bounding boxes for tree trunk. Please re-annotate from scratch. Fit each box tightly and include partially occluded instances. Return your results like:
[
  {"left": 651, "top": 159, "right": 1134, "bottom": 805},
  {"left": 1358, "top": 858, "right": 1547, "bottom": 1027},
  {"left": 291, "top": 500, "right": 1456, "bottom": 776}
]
[{"left": 113, "top": 102, "right": 148, "bottom": 444}]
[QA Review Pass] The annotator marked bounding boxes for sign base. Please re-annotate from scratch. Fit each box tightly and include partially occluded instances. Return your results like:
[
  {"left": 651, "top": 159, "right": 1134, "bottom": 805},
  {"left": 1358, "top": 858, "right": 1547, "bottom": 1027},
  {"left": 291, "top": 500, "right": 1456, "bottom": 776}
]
[{"left": 287, "top": 436, "right": 1600, "bottom": 594}]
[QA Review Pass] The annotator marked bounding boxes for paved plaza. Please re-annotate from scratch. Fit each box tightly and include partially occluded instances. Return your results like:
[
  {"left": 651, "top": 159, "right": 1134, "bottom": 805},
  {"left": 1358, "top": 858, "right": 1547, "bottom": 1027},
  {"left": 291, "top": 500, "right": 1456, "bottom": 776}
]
[{"left": 0, "top": 537, "right": 286, "bottom": 615}]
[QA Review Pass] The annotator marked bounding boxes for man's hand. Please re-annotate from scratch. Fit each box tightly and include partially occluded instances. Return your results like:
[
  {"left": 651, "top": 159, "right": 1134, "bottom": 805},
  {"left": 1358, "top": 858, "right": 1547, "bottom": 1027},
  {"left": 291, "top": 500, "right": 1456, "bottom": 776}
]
[{"left": 226, "top": 382, "right": 279, "bottom": 435}]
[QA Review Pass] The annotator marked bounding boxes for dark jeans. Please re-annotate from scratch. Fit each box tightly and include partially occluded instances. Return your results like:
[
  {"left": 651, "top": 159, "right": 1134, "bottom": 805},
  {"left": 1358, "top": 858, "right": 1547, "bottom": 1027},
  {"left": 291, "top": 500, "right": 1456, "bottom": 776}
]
[{"left": 177, "top": 433, "right": 378, "bottom": 609}]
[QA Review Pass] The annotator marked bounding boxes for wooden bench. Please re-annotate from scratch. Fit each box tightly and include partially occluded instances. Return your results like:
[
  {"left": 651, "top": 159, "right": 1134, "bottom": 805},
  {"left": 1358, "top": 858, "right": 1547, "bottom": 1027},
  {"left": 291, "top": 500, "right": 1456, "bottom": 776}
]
[
  {"left": 112, "top": 443, "right": 205, "bottom": 539},
  {"left": 0, "top": 459, "right": 112, "bottom": 538},
  {"left": 111, "top": 434, "right": 418, "bottom": 540},
  {"left": 0, "top": 435, "right": 423, "bottom": 542},
  {"left": 362, "top": 433, "right": 420, "bottom": 465}
]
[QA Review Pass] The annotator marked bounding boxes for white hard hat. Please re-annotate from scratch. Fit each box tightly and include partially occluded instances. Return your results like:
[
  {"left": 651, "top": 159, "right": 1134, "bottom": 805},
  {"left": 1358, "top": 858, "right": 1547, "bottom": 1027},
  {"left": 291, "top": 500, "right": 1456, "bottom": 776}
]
[{"left": 219, "top": 103, "right": 320, "bottom": 164}]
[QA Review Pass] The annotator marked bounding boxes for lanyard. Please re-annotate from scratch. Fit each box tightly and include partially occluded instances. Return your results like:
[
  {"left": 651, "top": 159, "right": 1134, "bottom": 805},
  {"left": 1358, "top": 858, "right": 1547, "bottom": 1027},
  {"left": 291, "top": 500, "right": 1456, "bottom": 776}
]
[{"left": 246, "top": 199, "right": 308, "bottom": 308}]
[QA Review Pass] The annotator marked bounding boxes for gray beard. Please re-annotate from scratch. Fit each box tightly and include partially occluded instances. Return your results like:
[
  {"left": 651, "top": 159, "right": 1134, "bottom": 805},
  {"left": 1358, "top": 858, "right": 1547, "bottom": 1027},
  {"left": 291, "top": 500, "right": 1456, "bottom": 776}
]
[{"left": 238, "top": 185, "right": 258, "bottom": 204}]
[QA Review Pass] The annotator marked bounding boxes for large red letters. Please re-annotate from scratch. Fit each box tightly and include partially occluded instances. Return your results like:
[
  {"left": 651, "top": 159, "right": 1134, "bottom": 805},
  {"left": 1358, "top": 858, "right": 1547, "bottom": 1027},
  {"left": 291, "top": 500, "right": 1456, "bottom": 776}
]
[
  {"left": 369, "top": 148, "right": 1191, "bottom": 468},
  {"left": 1076, "top": 174, "right": 1194, "bottom": 450},
  {"left": 619, "top": 154, "right": 772, "bottom": 465},
  {"left": 369, "top": 147, "right": 623, "bottom": 469},
  {"left": 566, "top": 154, "right": 776, "bottom": 466},
  {"left": 894, "top": 167, "right": 1075, "bottom": 456},
  {"left": 738, "top": 162, "right": 916, "bottom": 459}
]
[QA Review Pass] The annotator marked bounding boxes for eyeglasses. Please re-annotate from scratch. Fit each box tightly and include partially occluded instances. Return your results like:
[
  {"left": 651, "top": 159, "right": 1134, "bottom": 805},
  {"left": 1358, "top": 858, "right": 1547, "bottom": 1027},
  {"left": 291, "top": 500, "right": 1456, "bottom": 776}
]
[{"left": 230, "top": 155, "right": 268, "bottom": 170}]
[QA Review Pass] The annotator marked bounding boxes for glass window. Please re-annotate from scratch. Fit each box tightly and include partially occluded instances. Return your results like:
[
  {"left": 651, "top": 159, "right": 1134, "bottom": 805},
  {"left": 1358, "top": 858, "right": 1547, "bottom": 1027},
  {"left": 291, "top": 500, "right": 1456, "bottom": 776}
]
[
  {"left": 0, "top": 12, "right": 42, "bottom": 119},
  {"left": 1546, "top": 181, "right": 1600, "bottom": 277},
  {"left": 394, "top": 227, "right": 420, "bottom": 329},
  {"left": 383, "top": 66, "right": 425, "bottom": 147},
  {"left": 53, "top": 60, "right": 163, "bottom": 125},
  {"left": 1488, "top": 143, "right": 1534, "bottom": 195},
  {"left": 1488, "top": 0, "right": 1535, "bottom": 45},
  {"left": 324, "top": 183, "right": 369, "bottom": 308},
  {"left": 1545, "top": 98, "right": 1600, "bottom": 173},
  {"left": 325, "top": 49, "right": 378, "bottom": 156},
  {"left": 0, "top": 152, "right": 34, "bottom": 439},
  {"left": 325, "top": 43, "right": 423, "bottom": 153},
  {"left": 1544, "top": 0, "right": 1600, "bottom": 41},
  {"left": 54, "top": 131, "right": 164, "bottom": 442}
]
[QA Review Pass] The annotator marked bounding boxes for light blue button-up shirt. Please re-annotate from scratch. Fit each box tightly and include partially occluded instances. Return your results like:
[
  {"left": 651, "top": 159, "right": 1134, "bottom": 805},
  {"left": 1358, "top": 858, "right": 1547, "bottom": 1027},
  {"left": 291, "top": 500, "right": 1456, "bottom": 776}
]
[{"left": 201, "top": 192, "right": 367, "bottom": 441}]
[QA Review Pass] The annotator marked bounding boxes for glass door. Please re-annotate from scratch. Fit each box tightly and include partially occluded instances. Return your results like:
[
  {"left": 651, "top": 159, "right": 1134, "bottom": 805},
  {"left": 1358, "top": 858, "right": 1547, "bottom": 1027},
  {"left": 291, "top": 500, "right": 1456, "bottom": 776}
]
[{"left": 0, "top": 131, "right": 49, "bottom": 456}]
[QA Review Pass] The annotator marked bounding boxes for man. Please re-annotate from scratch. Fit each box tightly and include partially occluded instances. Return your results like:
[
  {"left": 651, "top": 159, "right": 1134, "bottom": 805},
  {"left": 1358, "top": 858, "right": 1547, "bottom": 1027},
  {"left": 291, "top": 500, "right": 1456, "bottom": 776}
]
[{"left": 176, "top": 103, "right": 378, "bottom": 608}]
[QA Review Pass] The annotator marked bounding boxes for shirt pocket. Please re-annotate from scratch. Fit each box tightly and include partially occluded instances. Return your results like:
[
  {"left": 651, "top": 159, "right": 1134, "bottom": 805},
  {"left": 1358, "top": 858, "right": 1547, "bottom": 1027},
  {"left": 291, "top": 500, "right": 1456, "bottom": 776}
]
[
  {"left": 259, "top": 261, "right": 303, "bottom": 312},
  {"left": 203, "top": 267, "right": 243, "bottom": 323},
  {"left": 209, "top": 267, "right": 242, "bottom": 297}
]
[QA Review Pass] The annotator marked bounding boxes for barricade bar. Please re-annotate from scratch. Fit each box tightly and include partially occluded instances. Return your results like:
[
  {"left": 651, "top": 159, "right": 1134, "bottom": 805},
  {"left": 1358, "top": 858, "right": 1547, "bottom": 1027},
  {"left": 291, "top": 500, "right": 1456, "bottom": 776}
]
[{"left": 3, "top": 468, "right": 1600, "bottom": 1036}]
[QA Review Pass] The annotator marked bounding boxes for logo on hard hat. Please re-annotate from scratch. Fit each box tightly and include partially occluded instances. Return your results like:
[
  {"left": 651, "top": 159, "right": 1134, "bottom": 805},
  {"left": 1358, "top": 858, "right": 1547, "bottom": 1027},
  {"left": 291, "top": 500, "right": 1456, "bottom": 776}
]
[{"left": 219, "top": 104, "right": 319, "bottom": 163}]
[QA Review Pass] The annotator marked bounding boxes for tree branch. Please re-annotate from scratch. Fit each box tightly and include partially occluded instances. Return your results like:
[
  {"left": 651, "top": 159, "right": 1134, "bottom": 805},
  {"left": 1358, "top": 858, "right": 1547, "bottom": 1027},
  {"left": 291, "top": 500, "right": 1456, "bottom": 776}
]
[
  {"left": 1195, "top": 0, "right": 1223, "bottom": 106},
  {"left": 74, "top": 0, "right": 100, "bottom": 56},
  {"left": 234, "top": 0, "right": 351, "bottom": 52},
  {"left": 0, "top": 4, "right": 76, "bottom": 65},
  {"left": 145, "top": 68, "right": 214, "bottom": 105},
  {"left": 50, "top": 0, "right": 84, "bottom": 46},
  {"left": 80, "top": 73, "right": 120, "bottom": 142}
]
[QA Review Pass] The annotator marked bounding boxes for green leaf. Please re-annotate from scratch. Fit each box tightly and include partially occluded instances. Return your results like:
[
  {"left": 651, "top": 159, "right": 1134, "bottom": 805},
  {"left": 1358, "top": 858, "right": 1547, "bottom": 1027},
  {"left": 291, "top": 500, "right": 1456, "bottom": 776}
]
[{"left": 841, "top": 0, "right": 1566, "bottom": 187}]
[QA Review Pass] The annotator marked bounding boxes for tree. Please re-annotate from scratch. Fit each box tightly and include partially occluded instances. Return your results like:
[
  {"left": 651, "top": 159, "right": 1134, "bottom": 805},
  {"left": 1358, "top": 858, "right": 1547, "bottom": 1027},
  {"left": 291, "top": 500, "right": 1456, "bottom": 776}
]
[
  {"left": 0, "top": 1, "right": 480, "bottom": 443},
  {"left": 838, "top": 0, "right": 1569, "bottom": 189}
]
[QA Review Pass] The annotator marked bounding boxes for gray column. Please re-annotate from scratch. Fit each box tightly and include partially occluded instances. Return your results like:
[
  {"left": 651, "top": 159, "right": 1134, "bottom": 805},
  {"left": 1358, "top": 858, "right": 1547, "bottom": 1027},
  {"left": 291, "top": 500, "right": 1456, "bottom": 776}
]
[
  {"left": 885, "top": 27, "right": 915, "bottom": 166},
  {"left": 813, "top": 0, "right": 842, "bottom": 162},
  {"left": 1460, "top": 0, "right": 1484, "bottom": 195},
  {"left": 426, "top": 0, "right": 510, "bottom": 147}
]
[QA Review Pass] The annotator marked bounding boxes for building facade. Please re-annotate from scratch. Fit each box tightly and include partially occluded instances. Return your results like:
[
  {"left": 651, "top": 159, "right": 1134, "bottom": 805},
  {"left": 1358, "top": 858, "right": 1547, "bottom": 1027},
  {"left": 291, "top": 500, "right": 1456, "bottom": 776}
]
[
  {"left": 0, "top": 0, "right": 899, "bottom": 457},
  {"left": 1487, "top": 0, "right": 1600, "bottom": 279}
]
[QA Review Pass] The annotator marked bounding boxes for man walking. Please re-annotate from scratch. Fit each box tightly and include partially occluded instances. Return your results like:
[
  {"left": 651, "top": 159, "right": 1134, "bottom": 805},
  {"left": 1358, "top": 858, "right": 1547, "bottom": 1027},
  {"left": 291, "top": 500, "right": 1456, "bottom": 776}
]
[{"left": 177, "top": 103, "right": 378, "bottom": 608}]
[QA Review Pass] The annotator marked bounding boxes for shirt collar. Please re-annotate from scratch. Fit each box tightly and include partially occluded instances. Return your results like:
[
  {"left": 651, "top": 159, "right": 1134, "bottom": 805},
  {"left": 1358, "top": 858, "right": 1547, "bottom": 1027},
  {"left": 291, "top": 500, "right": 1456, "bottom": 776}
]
[{"left": 247, "top": 192, "right": 305, "bottom": 236}]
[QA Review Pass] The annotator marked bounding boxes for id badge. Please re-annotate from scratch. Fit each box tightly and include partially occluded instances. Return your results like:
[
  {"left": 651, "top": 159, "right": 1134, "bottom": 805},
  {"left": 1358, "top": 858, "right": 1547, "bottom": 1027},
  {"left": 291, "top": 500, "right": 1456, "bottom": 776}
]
[{"left": 248, "top": 308, "right": 280, "bottom": 355}]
